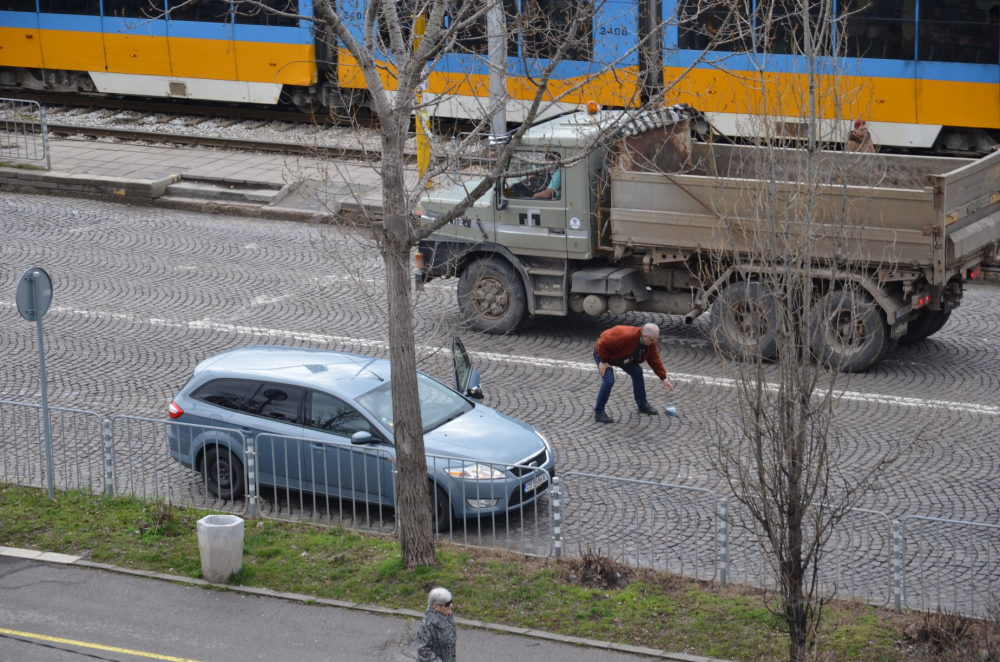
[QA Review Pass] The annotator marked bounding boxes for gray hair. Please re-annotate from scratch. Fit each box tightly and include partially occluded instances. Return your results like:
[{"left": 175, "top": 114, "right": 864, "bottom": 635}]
[
  {"left": 642, "top": 323, "right": 660, "bottom": 339},
  {"left": 427, "top": 587, "right": 453, "bottom": 608}
]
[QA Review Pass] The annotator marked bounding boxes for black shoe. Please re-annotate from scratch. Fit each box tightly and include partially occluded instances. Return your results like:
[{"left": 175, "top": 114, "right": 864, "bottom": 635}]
[
  {"left": 594, "top": 410, "right": 614, "bottom": 424},
  {"left": 637, "top": 403, "right": 659, "bottom": 416}
]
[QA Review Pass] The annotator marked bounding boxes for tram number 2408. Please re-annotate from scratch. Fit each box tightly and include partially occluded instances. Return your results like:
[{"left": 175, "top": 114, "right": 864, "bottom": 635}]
[{"left": 597, "top": 26, "right": 629, "bottom": 36}]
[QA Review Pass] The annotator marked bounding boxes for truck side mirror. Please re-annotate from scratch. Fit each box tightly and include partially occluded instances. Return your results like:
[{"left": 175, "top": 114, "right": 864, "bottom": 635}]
[{"left": 493, "top": 180, "right": 507, "bottom": 211}]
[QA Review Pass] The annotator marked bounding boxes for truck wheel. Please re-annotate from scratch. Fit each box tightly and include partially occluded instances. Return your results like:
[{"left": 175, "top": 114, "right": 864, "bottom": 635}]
[
  {"left": 899, "top": 309, "right": 951, "bottom": 346},
  {"left": 925, "top": 309, "right": 951, "bottom": 338},
  {"left": 710, "top": 281, "right": 778, "bottom": 361},
  {"left": 899, "top": 309, "right": 937, "bottom": 346},
  {"left": 810, "top": 289, "right": 888, "bottom": 372},
  {"left": 457, "top": 258, "right": 527, "bottom": 335}
]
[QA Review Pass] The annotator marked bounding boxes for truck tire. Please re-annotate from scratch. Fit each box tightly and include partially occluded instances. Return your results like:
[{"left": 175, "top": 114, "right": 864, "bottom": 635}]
[
  {"left": 925, "top": 309, "right": 951, "bottom": 338},
  {"left": 710, "top": 281, "right": 778, "bottom": 361},
  {"left": 810, "top": 289, "right": 888, "bottom": 372},
  {"left": 899, "top": 309, "right": 951, "bottom": 346},
  {"left": 898, "top": 309, "right": 937, "bottom": 346},
  {"left": 457, "top": 258, "right": 527, "bottom": 335}
]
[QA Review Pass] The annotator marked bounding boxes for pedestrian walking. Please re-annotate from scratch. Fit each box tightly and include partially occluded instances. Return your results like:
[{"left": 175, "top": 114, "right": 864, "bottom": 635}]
[
  {"left": 417, "top": 587, "right": 457, "bottom": 662},
  {"left": 593, "top": 323, "right": 674, "bottom": 424}
]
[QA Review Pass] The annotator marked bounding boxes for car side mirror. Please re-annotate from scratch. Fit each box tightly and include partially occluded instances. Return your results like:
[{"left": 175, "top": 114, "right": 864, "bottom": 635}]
[
  {"left": 466, "top": 367, "right": 484, "bottom": 400},
  {"left": 351, "top": 431, "right": 373, "bottom": 445}
]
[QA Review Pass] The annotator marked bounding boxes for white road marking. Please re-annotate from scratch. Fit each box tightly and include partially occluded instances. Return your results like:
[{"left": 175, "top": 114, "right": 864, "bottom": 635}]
[{"left": 1, "top": 300, "right": 997, "bottom": 417}]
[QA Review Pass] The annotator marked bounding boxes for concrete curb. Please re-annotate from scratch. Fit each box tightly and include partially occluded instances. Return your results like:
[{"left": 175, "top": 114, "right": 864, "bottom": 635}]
[{"left": 0, "top": 545, "right": 728, "bottom": 662}]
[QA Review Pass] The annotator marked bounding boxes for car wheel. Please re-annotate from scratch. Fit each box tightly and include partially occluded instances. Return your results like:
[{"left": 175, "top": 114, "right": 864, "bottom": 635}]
[
  {"left": 430, "top": 483, "right": 452, "bottom": 534},
  {"left": 810, "top": 289, "right": 888, "bottom": 372},
  {"left": 457, "top": 258, "right": 527, "bottom": 335},
  {"left": 710, "top": 281, "right": 779, "bottom": 361},
  {"left": 203, "top": 447, "right": 245, "bottom": 501}
]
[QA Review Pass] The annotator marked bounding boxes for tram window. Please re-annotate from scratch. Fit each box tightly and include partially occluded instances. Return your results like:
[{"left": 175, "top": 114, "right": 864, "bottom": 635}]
[
  {"left": 447, "top": 0, "right": 488, "bottom": 53},
  {"left": 39, "top": 0, "right": 100, "bottom": 14},
  {"left": 677, "top": 0, "right": 752, "bottom": 52},
  {"left": 841, "top": 0, "right": 913, "bottom": 60},
  {"left": 521, "top": 0, "right": 594, "bottom": 61},
  {"left": 103, "top": 0, "right": 164, "bottom": 18},
  {"left": 168, "top": 0, "right": 231, "bottom": 22},
  {"left": 754, "top": 0, "right": 831, "bottom": 55},
  {"left": 2, "top": 0, "right": 37, "bottom": 11},
  {"left": 918, "top": 0, "right": 998, "bottom": 64},
  {"left": 235, "top": 0, "right": 298, "bottom": 26}
]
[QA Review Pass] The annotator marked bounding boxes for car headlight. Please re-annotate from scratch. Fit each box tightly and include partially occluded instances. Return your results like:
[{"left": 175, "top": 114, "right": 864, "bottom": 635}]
[{"left": 447, "top": 463, "right": 505, "bottom": 480}]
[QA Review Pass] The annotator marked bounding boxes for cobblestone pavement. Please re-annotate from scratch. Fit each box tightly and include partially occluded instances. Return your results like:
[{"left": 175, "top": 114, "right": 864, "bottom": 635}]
[{"left": 1, "top": 192, "right": 998, "bottom": 548}]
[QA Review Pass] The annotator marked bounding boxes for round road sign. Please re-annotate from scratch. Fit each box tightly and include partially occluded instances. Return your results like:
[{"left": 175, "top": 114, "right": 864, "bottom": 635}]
[{"left": 16, "top": 267, "right": 53, "bottom": 322}]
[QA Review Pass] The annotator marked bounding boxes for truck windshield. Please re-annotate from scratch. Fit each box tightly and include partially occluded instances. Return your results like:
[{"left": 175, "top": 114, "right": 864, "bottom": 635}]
[{"left": 355, "top": 373, "right": 473, "bottom": 434}]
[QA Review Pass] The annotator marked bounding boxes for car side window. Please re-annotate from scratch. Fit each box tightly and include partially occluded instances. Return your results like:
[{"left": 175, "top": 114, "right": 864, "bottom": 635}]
[
  {"left": 246, "top": 383, "right": 305, "bottom": 424},
  {"left": 192, "top": 379, "right": 259, "bottom": 413},
  {"left": 306, "top": 391, "right": 371, "bottom": 438}
]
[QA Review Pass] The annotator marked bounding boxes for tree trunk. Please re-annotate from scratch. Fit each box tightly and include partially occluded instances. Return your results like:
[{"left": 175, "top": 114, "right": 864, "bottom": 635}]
[{"left": 380, "top": 123, "right": 436, "bottom": 568}]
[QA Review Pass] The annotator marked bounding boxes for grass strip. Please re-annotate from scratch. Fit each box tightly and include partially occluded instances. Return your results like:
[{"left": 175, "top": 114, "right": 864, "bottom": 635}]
[
  {"left": 0, "top": 484, "right": 909, "bottom": 661},
  {"left": 0, "top": 160, "right": 47, "bottom": 170}
]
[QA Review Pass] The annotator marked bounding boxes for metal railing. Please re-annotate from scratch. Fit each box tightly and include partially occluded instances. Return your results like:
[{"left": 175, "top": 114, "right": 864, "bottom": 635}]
[
  {"left": 901, "top": 515, "right": 1000, "bottom": 617},
  {"left": 0, "top": 98, "right": 51, "bottom": 169},
  {"left": 0, "top": 400, "right": 105, "bottom": 494},
  {"left": 3, "top": 396, "right": 1000, "bottom": 616},
  {"left": 725, "top": 501, "right": 893, "bottom": 607},
  {"left": 560, "top": 472, "right": 718, "bottom": 580},
  {"left": 110, "top": 415, "right": 248, "bottom": 516}
]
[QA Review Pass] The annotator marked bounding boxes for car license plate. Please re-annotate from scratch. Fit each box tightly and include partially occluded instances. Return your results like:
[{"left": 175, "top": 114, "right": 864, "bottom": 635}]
[{"left": 523, "top": 473, "right": 548, "bottom": 493}]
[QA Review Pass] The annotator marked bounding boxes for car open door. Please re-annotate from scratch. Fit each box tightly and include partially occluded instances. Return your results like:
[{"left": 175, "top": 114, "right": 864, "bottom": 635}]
[{"left": 452, "top": 337, "right": 483, "bottom": 399}]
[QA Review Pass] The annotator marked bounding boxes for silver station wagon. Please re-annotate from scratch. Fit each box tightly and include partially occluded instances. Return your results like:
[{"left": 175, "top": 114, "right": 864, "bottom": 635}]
[{"left": 167, "top": 340, "right": 554, "bottom": 530}]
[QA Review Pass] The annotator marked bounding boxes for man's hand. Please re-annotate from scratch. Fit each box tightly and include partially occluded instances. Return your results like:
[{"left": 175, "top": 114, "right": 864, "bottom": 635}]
[
  {"left": 598, "top": 361, "right": 609, "bottom": 377},
  {"left": 662, "top": 378, "right": 674, "bottom": 392}
]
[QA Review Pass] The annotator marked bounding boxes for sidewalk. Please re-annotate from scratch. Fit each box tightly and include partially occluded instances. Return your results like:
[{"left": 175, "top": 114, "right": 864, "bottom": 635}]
[
  {"left": 0, "top": 547, "right": 723, "bottom": 662},
  {"left": 0, "top": 137, "right": 404, "bottom": 221}
]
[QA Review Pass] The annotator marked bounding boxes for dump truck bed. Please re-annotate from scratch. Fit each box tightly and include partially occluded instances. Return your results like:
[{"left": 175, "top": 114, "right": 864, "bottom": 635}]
[{"left": 609, "top": 144, "right": 1000, "bottom": 278}]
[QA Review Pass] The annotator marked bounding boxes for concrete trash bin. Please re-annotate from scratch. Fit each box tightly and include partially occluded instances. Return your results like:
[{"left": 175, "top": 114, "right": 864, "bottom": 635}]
[{"left": 197, "top": 514, "right": 244, "bottom": 583}]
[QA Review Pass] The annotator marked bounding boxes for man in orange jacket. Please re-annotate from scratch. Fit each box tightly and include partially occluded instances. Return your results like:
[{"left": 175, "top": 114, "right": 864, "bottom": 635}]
[{"left": 593, "top": 323, "right": 674, "bottom": 424}]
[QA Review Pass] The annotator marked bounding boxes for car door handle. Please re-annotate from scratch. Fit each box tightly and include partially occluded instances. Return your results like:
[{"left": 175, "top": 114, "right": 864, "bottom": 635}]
[{"left": 311, "top": 443, "right": 327, "bottom": 451}]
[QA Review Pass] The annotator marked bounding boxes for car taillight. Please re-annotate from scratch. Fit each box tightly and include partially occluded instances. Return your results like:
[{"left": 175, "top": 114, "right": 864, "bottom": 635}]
[{"left": 168, "top": 401, "right": 183, "bottom": 419}]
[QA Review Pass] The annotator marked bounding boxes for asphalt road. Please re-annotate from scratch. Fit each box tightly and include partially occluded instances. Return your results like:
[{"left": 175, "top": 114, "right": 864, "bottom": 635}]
[{"left": 0, "top": 556, "right": 666, "bottom": 662}]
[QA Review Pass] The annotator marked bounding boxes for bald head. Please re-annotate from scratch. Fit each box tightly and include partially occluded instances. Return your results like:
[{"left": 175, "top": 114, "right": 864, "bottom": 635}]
[{"left": 641, "top": 323, "right": 660, "bottom": 344}]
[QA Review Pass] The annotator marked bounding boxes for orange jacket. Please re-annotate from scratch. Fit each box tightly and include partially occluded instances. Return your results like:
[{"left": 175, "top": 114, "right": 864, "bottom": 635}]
[{"left": 594, "top": 325, "right": 667, "bottom": 380}]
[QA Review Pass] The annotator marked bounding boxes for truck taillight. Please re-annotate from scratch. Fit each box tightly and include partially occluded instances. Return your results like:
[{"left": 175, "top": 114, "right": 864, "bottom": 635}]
[
  {"left": 912, "top": 293, "right": 931, "bottom": 309},
  {"left": 168, "top": 401, "right": 183, "bottom": 419},
  {"left": 968, "top": 266, "right": 981, "bottom": 280},
  {"left": 414, "top": 252, "right": 425, "bottom": 270}
]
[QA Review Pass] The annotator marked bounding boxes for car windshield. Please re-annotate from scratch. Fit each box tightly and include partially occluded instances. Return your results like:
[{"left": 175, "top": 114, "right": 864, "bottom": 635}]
[{"left": 355, "top": 373, "right": 473, "bottom": 434}]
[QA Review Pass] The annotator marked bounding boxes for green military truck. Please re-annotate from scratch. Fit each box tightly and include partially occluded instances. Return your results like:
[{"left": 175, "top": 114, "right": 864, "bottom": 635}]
[{"left": 416, "top": 107, "right": 1000, "bottom": 371}]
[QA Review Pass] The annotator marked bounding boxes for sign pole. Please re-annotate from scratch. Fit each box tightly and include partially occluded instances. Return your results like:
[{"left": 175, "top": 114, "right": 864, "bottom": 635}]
[
  {"left": 17, "top": 267, "right": 55, "bottom": 500},
  {"left": 34, "top": 276, "right": 55, "bottom": 500}
]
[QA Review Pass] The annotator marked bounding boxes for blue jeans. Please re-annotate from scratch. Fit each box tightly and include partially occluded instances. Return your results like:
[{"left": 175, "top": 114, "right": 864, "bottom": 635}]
[{"left": 594, "top": 351, "right": 647, "bottom": 413}]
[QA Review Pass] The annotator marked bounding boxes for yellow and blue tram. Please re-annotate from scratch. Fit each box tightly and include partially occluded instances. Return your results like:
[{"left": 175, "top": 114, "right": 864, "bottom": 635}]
[{"left": 0, "top": 0, "right": 997, "bottom": 151}]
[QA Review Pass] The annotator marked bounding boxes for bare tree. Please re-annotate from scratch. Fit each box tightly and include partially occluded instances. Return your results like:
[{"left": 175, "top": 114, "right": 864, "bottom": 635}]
[{"left": 694, "top": 0, "right": 897, "bottom": 658}]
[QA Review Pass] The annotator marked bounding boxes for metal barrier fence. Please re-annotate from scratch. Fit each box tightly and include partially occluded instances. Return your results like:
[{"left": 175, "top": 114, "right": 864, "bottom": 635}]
[
  {"left": 110, "top": 416, "right": 248, "bottom": 516},
  {"left": 0, "top": 400, "right": 105, "bottom": 493},
  {"left": 901, "top": 515, "right": 1000, "bottom": 617},
  {"left": 0, "top": 98, "right": 51, "bottom": 169},
  {"left": 560, "top": 472, "right": 718, "bottom": 580},
  {"left": 3, "top": 397, "right": 1000, "bottom": 616},
  {"left": 426, "top": 453, "right": 553, "bottom": 557},
  {"left": 726, "top": 501, "right": 893, "bottom": 607}
]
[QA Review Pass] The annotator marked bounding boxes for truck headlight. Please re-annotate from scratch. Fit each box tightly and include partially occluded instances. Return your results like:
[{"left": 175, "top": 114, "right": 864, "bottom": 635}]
[{"left": 447, "top": 464, "right": 505, "bottom": 480}]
